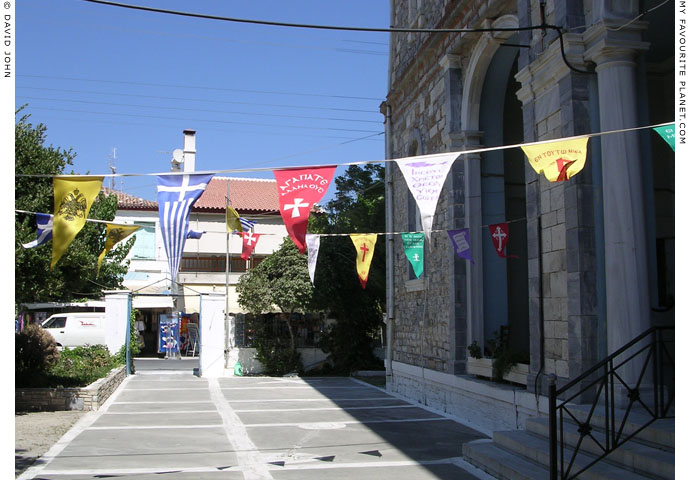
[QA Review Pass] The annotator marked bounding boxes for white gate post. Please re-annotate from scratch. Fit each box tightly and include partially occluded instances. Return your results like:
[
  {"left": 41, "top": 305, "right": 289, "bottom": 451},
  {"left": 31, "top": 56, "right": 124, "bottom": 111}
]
[
  {"left": 199, "top": 293, "right": 226, "bottom": 377},
  {"left": 104, "top": 290, "right": 131, "bottom": 355}
]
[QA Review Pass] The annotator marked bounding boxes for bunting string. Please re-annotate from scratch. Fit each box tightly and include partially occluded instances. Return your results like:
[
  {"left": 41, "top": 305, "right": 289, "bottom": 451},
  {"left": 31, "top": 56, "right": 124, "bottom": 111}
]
[{"left": 15, "top": 122, "right": 673, "bottom": 178}]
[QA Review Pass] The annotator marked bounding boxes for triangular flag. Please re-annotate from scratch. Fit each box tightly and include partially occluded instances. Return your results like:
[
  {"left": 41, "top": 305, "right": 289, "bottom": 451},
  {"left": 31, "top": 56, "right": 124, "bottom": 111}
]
[
  {"left": 653, "top": 124, "right": 675, "bottom": 151},
  {"left": 157, "top": 173, "right": 214, "bottom": 280},
  {"left": 401, "top": 232, "right": 424, "bottom": 278},
  {"left": 521, "top": 137, "right": 589, "bottom": 182},
  {"left": 489, "top": 223, "right": 517, "bottom": 259},
  {"left": 447, "top": 228, "right": 474, "bottom": 264},
  {"left": 51, "top": 176, "right": 104, "bottom": 268},
  {"left": 350, "top": 234, "right": 377, "bottom": 289},
  {"left": 97, "top": 224, "right": 140, "bottom": 275},
  {"left": 239, "top": 232, "right": 262, "bottom": 260},
  {"left": 306, "top": 234, "right": 321, "bottom": 284},
  {"left": 274, "top": 166, "right": 336, "bottom": 254},
  {"left": 226, "top": 206, "right": 242, "bottom": 233},
  {"left": 22, "top": 213, "right": 53, "bottom": 248},
  {"left": 396, "top": 152, "right": 459, "bottom": 241}
]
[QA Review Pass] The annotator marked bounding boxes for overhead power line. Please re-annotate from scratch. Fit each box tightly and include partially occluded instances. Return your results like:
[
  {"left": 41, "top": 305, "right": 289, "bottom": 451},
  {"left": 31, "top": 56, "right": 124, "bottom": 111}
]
[
  {"left": 16, "top": 96, "right": 382, "bottom": 124},
  {"left": 19, "top": 74, "right": 382, "bottom": 101},
  {"left": 79, "top": 0, "right": 596, "bottom": 74}
]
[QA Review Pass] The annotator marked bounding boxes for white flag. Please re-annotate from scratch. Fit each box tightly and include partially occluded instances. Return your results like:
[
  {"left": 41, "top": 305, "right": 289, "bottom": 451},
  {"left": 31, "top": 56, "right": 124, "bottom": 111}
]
[
  {"left": 396, "top": 152, "right": 459, "bottom": 240},
  {"left": 306, "top": 234, "right": 321, "bottom": 285}
]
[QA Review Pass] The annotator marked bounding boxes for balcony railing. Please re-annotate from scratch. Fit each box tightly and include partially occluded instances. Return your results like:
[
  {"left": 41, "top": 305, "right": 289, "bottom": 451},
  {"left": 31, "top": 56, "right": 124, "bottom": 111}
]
[{"left": 179, "top": 256, "right": 264, "bottom": 273}]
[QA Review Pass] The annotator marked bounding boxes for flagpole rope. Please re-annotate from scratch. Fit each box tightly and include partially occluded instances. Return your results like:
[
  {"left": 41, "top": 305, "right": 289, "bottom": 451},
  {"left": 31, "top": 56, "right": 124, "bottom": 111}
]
[{"left": 14, "top": 122, "right": 673, "bottom": 178}]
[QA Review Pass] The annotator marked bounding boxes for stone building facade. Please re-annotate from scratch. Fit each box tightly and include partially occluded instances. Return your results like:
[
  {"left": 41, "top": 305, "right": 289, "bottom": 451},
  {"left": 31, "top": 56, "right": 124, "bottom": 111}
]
[{"left": 383, "top": 0, "right": 674, "bottom": 431}]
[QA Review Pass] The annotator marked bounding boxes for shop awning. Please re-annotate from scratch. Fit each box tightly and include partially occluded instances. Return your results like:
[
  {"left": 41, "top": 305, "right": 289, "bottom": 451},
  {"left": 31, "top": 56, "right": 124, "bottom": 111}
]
[{"left": 132, "top": 295, "right": 174, "bottom": 309}]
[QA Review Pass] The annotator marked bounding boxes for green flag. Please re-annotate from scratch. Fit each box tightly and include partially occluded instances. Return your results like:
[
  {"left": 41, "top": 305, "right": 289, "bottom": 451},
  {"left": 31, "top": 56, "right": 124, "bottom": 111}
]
[
  {"left": 653, "top": 124, "right": 675, "bottom": 151},
  {"left": 401, "top": 232, "right": 424, "bottom": 278}
]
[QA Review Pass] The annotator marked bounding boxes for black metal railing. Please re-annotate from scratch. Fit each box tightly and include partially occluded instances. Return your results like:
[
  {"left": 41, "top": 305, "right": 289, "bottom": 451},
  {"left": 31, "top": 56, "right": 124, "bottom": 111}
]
[{"left": 549, "top": 326, "right": 674, "bottom": 479}]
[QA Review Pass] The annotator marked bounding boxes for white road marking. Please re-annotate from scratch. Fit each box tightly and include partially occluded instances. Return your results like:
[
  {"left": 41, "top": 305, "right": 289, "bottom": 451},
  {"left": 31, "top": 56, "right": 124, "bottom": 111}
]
[
  {"left": 226, "top": 397, "right": 392, "bottom": 403},
  {"left": 86, "top": 424, "right": 224, "bottom": 430},
  {"left": 209, "top": 377, "right": 274, "bottom": 480},
  {"left": 233, "top": 404, "right": 415, "bottom": 413},
  {"left": 243, "top": 417, "right": 447, "bottom": 428}
]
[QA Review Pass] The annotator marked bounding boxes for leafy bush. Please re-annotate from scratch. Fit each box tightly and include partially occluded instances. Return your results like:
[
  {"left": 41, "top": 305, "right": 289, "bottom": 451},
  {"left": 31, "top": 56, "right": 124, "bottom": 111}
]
[
  {"left": 48, "top": 345, "right": 117, "bottom": 387},
  {"left": 247, "top": 315, "right": 303, "bottom": 376},
  {"left": 15, "top": 323, "right": 60, "bottom": 374}
]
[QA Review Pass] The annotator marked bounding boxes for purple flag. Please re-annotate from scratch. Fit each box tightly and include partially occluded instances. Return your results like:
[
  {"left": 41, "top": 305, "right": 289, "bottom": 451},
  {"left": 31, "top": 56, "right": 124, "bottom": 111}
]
[{"left": 448, "top": 228, "right": 474, "bottom": 264}]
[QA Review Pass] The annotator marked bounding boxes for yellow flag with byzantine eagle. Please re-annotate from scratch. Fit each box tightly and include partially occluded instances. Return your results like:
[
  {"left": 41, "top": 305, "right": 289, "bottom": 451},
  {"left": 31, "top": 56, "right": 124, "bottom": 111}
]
[
  {"left": 97, "top": 224, "right": 141, "bottom": 275},
  {"left": 521, "top": 137, "right": 589, "bottom": 182},
  {"left": 350, "top": 234, "right": 377, "bottom": 289},
  {"left": 51, "top": 176, "right": 104, "bottom": 268}
]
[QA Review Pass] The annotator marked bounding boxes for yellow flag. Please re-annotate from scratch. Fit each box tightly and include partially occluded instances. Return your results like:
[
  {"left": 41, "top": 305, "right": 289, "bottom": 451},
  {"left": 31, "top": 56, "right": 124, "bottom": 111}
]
[
  {"left": 521, "top": 137, "right": 589, "bottom": 182},
  {"left": 51, "top": 176, "right": 104, "bottom": 268},
  {"left": 97, "top": 224, "right": 141, "bottom": 275},
  {"left": 350, "top": 234, "right": 377, "bottom": 289},
  {"left": 226, "top": 206, "right": 242, "bottom": 233}
]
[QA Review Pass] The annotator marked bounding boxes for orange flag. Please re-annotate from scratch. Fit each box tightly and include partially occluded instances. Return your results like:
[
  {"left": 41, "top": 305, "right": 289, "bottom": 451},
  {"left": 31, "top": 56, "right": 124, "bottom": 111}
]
[
  {"left": 521, "top": 137, "right": 589, "bottom": 182},
  {"left": 350, "top": 234, "right": 377, "bottom": 289}
]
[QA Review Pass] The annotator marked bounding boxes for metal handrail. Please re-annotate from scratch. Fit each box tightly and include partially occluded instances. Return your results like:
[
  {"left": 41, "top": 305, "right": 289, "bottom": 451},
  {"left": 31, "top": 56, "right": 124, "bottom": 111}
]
[{"left": 548, "top": 326, "right": 674, "bottom": 479}]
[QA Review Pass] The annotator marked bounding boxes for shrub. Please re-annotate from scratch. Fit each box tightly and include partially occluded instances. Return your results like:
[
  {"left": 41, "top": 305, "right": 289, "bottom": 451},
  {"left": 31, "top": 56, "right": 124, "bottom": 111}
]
[
  {"left": 248, "top": 314, "right": 303, "bottom": 376},
  {"left": 15, "top": 323, "right": 60, "bottom": 374},
  {"left": 48, "top": 344, "right": 118, "bottom": 387}
]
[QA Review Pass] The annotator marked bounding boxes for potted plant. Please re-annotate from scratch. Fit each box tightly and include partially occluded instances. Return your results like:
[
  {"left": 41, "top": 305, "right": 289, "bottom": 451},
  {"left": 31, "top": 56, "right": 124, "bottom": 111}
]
[{"left": 465, "top": 330, "right": 530, "bottom": 385}]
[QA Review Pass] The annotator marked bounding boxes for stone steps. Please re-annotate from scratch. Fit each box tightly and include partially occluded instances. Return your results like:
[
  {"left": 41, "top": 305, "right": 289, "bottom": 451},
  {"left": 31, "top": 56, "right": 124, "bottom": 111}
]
[{"left": 463, "top": 406, "right": 674, "bottom": 480}]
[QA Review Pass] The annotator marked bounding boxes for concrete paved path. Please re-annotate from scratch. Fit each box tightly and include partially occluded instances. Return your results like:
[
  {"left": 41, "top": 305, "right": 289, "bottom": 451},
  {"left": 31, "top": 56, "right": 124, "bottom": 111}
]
[{"left": 17, "top": 373, "right": 495, "bottom": 480}]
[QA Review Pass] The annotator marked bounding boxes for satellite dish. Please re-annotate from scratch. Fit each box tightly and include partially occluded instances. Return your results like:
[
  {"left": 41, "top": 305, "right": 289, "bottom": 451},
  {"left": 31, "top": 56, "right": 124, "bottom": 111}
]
[{"left": 172, "top": 149, "right": 184, "bottom": 163}]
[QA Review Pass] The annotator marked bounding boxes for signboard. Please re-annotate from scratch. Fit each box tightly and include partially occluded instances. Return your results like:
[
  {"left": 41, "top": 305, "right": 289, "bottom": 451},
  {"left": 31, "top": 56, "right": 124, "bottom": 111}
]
[{"left": 158, "top": 314, "right": 180, "bottom": 356}]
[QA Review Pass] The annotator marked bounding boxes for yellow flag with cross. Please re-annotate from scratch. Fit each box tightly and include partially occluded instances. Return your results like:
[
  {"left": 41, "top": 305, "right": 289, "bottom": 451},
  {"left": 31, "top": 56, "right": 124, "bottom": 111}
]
[
  {"left": 51, "top": 176, "right": 104, "bottom": 268},
  {"left": 350, "top": 234, "right": 377, "bottom": 289},
  {"left": 97, "top": 224, "right": 141, "bottom": 275},
  {"left": 521, "top": 137, "right": 589, "bottom": 182}
]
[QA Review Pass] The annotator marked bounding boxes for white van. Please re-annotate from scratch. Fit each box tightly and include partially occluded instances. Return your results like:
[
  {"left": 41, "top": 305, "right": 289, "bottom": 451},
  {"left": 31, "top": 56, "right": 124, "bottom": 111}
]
[{"left": 41, "top": 312, "right": 107, "bottom": 349}]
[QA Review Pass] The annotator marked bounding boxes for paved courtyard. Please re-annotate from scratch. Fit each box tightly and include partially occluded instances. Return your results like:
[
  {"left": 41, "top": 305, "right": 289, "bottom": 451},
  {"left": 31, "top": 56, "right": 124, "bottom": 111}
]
[{"left": 18, "top": 371, "right": 494, "bottom": 480}]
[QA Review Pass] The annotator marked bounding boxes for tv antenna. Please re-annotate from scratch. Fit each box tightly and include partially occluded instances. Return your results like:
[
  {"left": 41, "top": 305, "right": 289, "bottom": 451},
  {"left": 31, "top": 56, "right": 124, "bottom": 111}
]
[{"left": 108, "top": 148, "right": 118, "bottom": 189}]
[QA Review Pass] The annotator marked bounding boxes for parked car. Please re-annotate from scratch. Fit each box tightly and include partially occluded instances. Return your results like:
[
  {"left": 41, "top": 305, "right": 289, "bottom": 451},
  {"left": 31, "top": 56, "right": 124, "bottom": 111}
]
[{"left": 41, "top": 312, "right": 106, "bottom": 349}]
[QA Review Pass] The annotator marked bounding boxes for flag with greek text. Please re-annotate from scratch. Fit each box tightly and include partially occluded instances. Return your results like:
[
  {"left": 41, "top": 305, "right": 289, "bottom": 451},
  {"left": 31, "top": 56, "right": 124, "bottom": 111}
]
[
  {"left": 401, "top": 232, "right": 424, "bottom": 278},
  {"left": 22, "top": 213, "right": 53, "bottom": 249},
  {"left": 653, "top": 124, "right": 675, "bottom": 151},
  {"left": 306, "top": 234, "right": 320, "bottom": 285},
  {"left": 521, "top": 137, "right": 589, "bottom": 182},
  {"left": 239, "top": 232, "right": 262, "bottom": 260},
  {"left": 52, "top": 176, "right": 104, "bottom": 268},
  {"left": 157, "top": 173, "right": 214, "bottom": 280},
  {"left": 350, "top": 233, "right": 377, "bottom": 289},
  {"left": 396, "top": 153, "right": 459, "bottom": 241},
  {"left": 274, "top": 166, "right": 336, "bottom": 254}
]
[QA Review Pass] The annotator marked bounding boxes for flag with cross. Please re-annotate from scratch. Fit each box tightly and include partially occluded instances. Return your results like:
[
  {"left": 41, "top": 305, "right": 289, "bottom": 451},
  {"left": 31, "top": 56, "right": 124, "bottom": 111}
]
[
  {"left": 157, "top": 173, "right": 214, "bottom": 281},
  {"left": 488, "top": 222, "right": 517, "bottom": 259},
  {"left": 273, "top": 166, "right": 336, "bottom": 253},
  {"left": 401, "top": 232, "right": 424, "bottom": 278},
  {"left": 350, "top": 233, "right": 377, "bottom": 289},
  {"left": 239, "top": 232, "right": 262, "bottom": 260}
]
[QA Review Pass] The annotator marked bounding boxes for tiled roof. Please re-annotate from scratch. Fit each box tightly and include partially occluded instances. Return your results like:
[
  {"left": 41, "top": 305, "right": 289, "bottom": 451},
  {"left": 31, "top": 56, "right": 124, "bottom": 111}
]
[
  {"left": 102, "top": 187, "right": 157, "bottom": 210},
  {"left": 104, "top": 177, "right": 280, "bottom": 214},
  {"left": 192, "top": 177, "right": 280, "bottom": 214}
]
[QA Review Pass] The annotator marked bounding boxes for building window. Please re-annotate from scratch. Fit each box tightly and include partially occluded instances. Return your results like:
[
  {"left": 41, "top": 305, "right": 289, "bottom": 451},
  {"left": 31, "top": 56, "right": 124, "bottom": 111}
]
[
  {"left": 131, "top": 223, "right": 155, "bottom": 259},
  {"left": 179, "top": 255, "right": 266, "bottom": 273}
]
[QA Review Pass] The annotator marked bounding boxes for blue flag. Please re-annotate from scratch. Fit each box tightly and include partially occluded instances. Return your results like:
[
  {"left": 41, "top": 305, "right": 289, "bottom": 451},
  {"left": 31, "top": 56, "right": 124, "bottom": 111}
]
[
  {"left": 22, "top": 213, "right": 53, "bottom": 248},
  {"left": 186, "top": 230, "right": 205, "bottom": 239},
  {"left": 240, "top": 217, "right": 256, "bottom": 232},
  {"left": 157, "top": 173, "right": 214, "bottom": 280}
]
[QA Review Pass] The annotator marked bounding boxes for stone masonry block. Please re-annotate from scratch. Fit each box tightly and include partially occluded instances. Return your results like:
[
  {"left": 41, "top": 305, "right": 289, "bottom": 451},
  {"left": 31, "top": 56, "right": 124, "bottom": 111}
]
[
  {"left": 550, "top": 270, "right": 567, "bottom": 297},
  {"left": 556, "top": 360, "right": 569, "bottom": 378},
  {"left": 543, "top": 250, "right": 565, "bottom": 273},
  {"left": 551, "top": 223, "right": 566, "bottom": 251},
  {"left": 541, "top": 188, "right": 551, "bottom": 212},
  {"left": 554, "top": 321, "right": 568, "bottom": 339},
  {"left": 541, "top": 228, "right": 552, "bottom": 253}
]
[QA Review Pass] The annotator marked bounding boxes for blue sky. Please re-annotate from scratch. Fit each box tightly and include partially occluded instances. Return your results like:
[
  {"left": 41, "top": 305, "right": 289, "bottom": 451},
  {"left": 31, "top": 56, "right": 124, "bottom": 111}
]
[{"left": 14, "top": 0, "right": 390, "bottom": 200}]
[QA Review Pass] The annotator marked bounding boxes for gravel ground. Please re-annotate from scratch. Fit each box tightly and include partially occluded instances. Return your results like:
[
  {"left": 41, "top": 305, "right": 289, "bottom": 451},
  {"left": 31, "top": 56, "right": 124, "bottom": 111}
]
[{"left": 14, "top": 410, "right": 87, "bottom": 477}]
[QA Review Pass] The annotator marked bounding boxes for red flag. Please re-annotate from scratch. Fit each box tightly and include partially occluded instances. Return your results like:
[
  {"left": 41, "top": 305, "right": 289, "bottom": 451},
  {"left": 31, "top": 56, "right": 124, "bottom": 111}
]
[
  {"left": 239, "top": 232, "right": 262, "bottom": 260},
  {"left": 273, "top": 166, "right": 336, "bottom": 253},
  {"left": 488, "top": 223, "right": 517, "bottom": 258}
]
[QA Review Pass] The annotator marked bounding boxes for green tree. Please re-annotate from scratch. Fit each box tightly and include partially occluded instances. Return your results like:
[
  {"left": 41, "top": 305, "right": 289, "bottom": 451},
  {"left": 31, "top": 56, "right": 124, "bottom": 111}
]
[
  {"left": 309, "top": 164, "right": 386, "bottom": 374},
  {"left": 237, "top": 238, "right": 314, "bottom": 374},
  {"left": 15, "top": 112, "right": 134, "bottom": 307}
]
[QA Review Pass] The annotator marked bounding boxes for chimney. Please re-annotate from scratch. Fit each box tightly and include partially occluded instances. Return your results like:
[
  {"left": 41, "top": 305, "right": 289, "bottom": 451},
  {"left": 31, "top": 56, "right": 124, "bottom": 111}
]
[{"left": 182, "top": 129, "right": 196, "bottom": 172}]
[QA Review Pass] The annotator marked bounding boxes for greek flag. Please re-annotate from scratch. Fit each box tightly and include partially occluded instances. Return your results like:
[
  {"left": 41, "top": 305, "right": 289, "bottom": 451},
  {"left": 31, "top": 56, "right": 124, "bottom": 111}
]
[
  {"left": 157, "top": 173, "right": 214, "bottom": 280},
  {"left": 22, "top": 213, "right": 53, "bottom": 248},
  {"left": 240, "top": 217, "right": 256, "bottom": 232}
]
